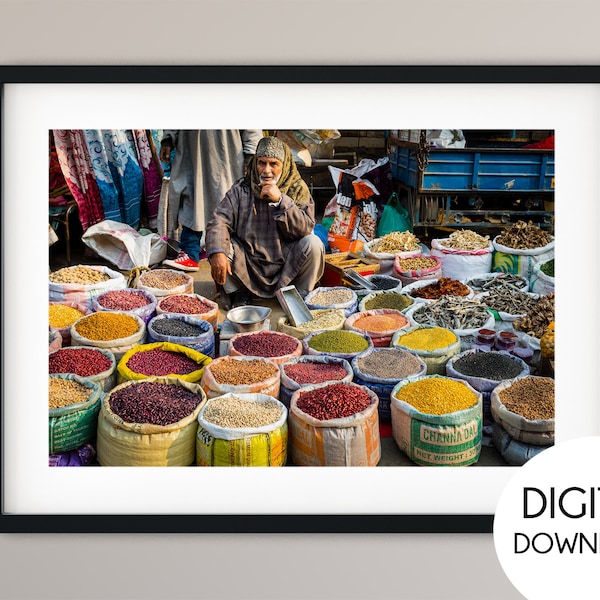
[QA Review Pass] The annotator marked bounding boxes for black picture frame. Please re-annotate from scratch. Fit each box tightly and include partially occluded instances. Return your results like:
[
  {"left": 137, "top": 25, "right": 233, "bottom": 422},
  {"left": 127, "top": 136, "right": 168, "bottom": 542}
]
[{"left": 1, "top": 65, "right": 594, "bottom": 534}]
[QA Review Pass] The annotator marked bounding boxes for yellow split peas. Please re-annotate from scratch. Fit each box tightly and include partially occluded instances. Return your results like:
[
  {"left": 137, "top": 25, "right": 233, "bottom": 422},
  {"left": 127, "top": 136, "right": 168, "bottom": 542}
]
[
  {"left": 49, "top": 304, "right": 85, "bottom": 328},
  {"left": 395, "top": 378, "right": 477, "bottom": 415},
  {"left": 396, "top": 327, "right": 457, "bottom": 352},
  {"left": 74, "top": 312, "right": 139, "bottom": 341}
]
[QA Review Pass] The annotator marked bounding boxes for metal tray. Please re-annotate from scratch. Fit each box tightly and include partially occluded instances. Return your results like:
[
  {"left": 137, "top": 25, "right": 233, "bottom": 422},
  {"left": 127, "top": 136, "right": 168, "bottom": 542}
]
[{"left": 275, "top": 285, "right": 313, "bottom": 327}]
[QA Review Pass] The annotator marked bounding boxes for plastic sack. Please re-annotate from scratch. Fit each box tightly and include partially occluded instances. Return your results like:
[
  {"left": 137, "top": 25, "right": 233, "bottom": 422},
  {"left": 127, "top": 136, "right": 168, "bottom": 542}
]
[
  {"left": 304, "top": 286, "right": 359, "bottom": 318},
  {"left": 492, "top": 422, "right": 548, "bottom": 466},
  {"left": 81, "top": 219, "right": 167, "bottom": 271},
  {"left": 147, "top": 314, "right": 215, "bottom": 357},
  {"left": 50, "top": 346, "right": 118, "bottom": 393},
  {"left": 430, "top": 238, "right": 493, "bottom": 281},
  {"left": 92, "top": 289, "right": 157, "bottom": 324},
  {"left": 136, "top": 268, "right": 194, "bottom": 299},
  {"left": 529, "top": 261, "right": 555, "bottom": 296},
  {"left": 49, "top": 327, "right": 62, "bottom": 353},
  {"left": 492, "top": 236, "right": 555, "bottom": 282},
  {"left": 426, "top": 129, "right": 466, "bottom": 149},
  {"left": 229, "top": 330, "right": 303, "bottom": 366},
  {"left": 376, "top": 193, "right": 413, "bottom": 237}
]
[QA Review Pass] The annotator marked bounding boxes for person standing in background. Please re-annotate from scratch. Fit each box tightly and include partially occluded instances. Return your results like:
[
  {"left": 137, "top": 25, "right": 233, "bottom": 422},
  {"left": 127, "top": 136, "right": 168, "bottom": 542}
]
[{"left": 160, "top": 129, "right": 264, "bottom": 271}]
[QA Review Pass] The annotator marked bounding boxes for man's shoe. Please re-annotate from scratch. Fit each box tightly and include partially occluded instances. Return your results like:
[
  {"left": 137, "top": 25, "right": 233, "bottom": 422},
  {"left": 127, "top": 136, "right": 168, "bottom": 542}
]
[
  {"left": 232, "top": 291, "right": 252, "bottom": 307},
  {"left": 162, "top": 252, "right": 199, "bottom": 272}
]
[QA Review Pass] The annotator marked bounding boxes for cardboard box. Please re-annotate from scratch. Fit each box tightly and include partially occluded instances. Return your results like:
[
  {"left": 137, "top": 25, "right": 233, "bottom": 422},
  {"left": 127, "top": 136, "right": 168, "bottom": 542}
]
[{"left": 321, "top": 252, "right": 380, "bottom": 287}]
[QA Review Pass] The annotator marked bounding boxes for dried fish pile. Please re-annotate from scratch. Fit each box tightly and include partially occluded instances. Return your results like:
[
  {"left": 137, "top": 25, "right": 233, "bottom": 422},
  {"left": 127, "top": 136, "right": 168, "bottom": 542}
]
[
  {"left": 467, "top": 273, "right": 528, "bottom": 292},
  {"left": 369, "top": 231, "right": 421, "bottom": 254},
  {"left": 479, "top": 283, "right": 539, "bottom": 316},
  {"left": 496, "top": 220, "right": 553, "bottom": 250},
  {"left": 513, "top": 294, "right": 555, "bottom": 339},
  {"left": 438, "top": 229, "right": 490, "bottom": 251},
  {"left": 411, "top": 296, "right": 491, "bottom": 331}
]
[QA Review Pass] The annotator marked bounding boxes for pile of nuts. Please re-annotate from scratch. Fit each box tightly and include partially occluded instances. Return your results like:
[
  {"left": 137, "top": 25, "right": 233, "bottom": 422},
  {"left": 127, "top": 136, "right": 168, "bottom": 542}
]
[{"left": 49, "top": 265, "right": 111, "bottom": 285}]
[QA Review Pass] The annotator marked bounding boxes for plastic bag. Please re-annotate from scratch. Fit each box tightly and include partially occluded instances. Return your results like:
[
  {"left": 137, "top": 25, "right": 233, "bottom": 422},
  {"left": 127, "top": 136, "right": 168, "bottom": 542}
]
[
  {"left": 82, "top": 219, "right": 167, "bottom": 271},
  {"left": 376, "top": 193, "right": 413, "bottom": 237}
]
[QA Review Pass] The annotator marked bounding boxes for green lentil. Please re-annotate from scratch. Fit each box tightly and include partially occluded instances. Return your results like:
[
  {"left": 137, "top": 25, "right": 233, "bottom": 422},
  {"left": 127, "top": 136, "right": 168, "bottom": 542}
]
[
  {"left": 395, "top": 327, "right": 457, "bottom": 352},
  {"left": 364, "top": 293, "right": 413, "bottom": 311},
  {"left": 395, "top": 377, "right": 477, "bottom": 415},
  {"left": 74, "top": 312, "right": 139, "bottom": 341},
  {"left": 308, "top": 330, "right": 370, "bottom": 354}
]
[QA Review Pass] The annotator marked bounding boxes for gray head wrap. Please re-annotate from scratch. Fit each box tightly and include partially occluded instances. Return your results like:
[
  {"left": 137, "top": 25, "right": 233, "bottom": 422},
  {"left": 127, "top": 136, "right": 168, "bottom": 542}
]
[{"left": 255, "top": 136, "right": 286, "bottom": 163}]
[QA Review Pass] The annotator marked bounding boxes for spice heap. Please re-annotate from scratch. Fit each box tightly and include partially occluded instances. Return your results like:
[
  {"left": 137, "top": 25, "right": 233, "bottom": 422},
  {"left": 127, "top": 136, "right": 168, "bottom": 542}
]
[
  {"left": 49, "top": 377, "right": 92, "bottom": 409},
  {"left": 74, "top": 312, "right": 139, "bottom": 341},
  {"left": 159, "top": 295, "right": 213, "bottom": 314},
  {"left": 351, "top": 312, "right": 408, "bottom": 332},
  {"left": 480, "top": 285, "right": 538, "bottom": 315},
  {"left": 496, "top": 220, "right": 553, "bottom": 249},
  {"left": 356, "top": 349, "right": 423, "bottom": 379},
  {"left": 232, "top": 331, "right": 299, "bottom": 358},
  {"left": 151, "top": 318, "right": 206, "bottom": 338},
  {"left": 97, "top": 290, "right": 151, "bottom": 310},
  {"left": 309, "top": 288, "right": 354, "bottom": 305},
  {"left": 126, "top": 349, "right": 202, "bottom": 376},
  {"left": 395, "top": 378, "right": 478, "bottom": 415},
  {"left": 139, "top": 270, "right": 190, "bottom": 290},
  {"left": 370, "top": 231, "right": 420, "bottom": 253},
  {"left": 49, "top": 265, "right": 111, "bottom": 284},
  {"left": 438, "top": 229, "right": 490, "bottom": 250},
  {"left": 409, "top": 278, "right": 470, "bottom": 299},
  {"left": 497, "top": 377, "right": 554, "bottom": 420},
  {"left": 395, "top": 327, "right": 457, "bottom": 351},
  {"left": 203, "top": 395, "right": 282, "bottom": 428},
  {"left": 209, "top": 358, "right": 278, "bottom": 385},
  {"left": 451, "top": 352, "right": 524, "bottom": 381},
  {"left": 307, "top": 330, "right": 370, "bottom": 354},
  {"left": 297, "top": 383, "right": 371, "bottom": 420},
  {"left": 109, "top": 381, "right": 202, "bottom": 425},
  {"left": 283, "top": 362, "right": 349, "bottom": 386},
  {"left": 363, "top": 293, "right": 412, "bottom": 311},
  {"left": 395, "top": 256, "right": 438, "bottom": 271},
  {"left": 513, "top": 294, "right": 555, "bottom": 338},
  {"left": 411, "top": 297, "right": 491, "bottom": 330},
  {"left": 49, "top": 347, "right": 112, "bottom": 377},
  {"left": 49, "top": 304, "right": 85, "bottom": 328}
]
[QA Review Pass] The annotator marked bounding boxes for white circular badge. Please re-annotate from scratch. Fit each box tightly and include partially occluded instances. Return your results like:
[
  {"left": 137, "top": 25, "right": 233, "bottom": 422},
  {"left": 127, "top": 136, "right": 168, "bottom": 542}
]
[{"left": 494, "top": 436, "right": 600, "bottom": 599}]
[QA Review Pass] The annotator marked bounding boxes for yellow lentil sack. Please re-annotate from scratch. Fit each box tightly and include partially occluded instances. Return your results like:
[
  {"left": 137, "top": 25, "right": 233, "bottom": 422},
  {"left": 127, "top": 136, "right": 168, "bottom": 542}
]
[
  {"left": 49, "top": 301, "right": 90, "bottom": 346},
  {"left": 490, "top": 376, "right": 554, "bottom": 446},
  {"left": 48, "top": 265, "right": 127, "bottom": 311},
  {"left": 201, "top": 356, "right": 281, "bottom": 400},
  {"left": 117, "top": 342, "right": 211, "bottom": 384},
  {"left": 49, "top": 374, "right": 103, "bottom": 454},
  {"left": 49, "top": 327, "right": 62, "bottom": 353},
  {"left": 277, "top": 309, "right": 346, "bottom": 340},
  {"left": 156, "top": 293, "right": 220, "bottom": 331},
  {"left": 136, "top": 268, "right": 194, "bottom": 299},
  {"left": 289, "top": 382, "right": 381, "bottom": 466},
  {"left": 305, "top": 286, "right": 359, "bottom": 318},
  {"left": 390, "top": 375, "right": 482, "bottom": 466},
  {"left": 96, "top": 377, "right": 206, "bottom": 466},
  {"left": 70, "top": 312, "right": 146, "bottom": 361},
  {"left": 345, "top": 308, "right": 410, "bottom": 348},
  {"left": 392, "top": 326, "right": 461, "bottom": 375},
  {"left": 196, "top": 393, "right": 288, "bottom": 467}
]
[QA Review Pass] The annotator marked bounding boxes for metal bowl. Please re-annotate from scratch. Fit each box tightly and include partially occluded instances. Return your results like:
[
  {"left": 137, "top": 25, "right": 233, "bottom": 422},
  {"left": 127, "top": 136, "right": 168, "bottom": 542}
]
[{"left": 226, "top": 305, "right": 272, "bottom": 333}]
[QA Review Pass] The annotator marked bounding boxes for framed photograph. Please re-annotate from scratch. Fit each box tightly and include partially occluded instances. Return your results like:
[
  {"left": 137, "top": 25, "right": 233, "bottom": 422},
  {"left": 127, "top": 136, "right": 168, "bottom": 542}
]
[{"left": 1, "top": 66, "right": 598, "bottom": 534}]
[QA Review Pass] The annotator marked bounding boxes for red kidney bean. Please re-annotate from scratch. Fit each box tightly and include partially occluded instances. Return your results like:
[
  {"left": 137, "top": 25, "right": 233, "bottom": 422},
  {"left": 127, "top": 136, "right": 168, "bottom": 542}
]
[
  {"left": 159, "top": 295, "right": 212, "bottom": 314},
  {"left": 126, "top": 348, "right": 201, "bottom": 376},
  {"left": 296, "top": 383, "right": 371, "bottom": 420},
  {"left": 108, "top": 381, "right": 202, "bottom": 425},
  {"left": 49, "top": 347, "right": 112, "bottom": 377},
  {"left": 284, "top": 363, "right": 348, "bottom": 385},
  {"left": 97, "top": 290, "right": 152, "bottom": 310},
  {"left": 232, "top": 332, "right": 298, "bottom": 358}
]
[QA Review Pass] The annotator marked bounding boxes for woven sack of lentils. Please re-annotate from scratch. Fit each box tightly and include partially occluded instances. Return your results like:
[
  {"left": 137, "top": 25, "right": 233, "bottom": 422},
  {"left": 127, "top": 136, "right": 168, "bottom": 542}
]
[
  {"left": 49, "top": 346, "right": 117, "bottom": 393},
  {"left": 92, "top": 288, "right": 157, "bottom": 324},
  {"left": 156, "top": 293, "right": 219, "bottom": 331},
  {"left": 289, "top": 382, "right": 380, "bottom": 467},
  {"left": 358, "top": 290, "right": 413, "bottom": 314},
  {"left": 49, "top": 374, "right": 103, "bottom": 454},
  {"left": 96, "top": 377, "right": 207, "bottom": 466},
  {"left": 430, "top": 232, "right": 493, "bottom": 281},
  {"left": 196, "top": 393, "right": 288, "bottom": 467},
  {"left": 277, "top": 309, "right": 346, "bottom": 341},
  {"left": 147, "top": 314, "right": 215, "bottom": 358},
  {"left": 136, "top": 268, "right": 194, "bottom": 299},
  {"left": 303, "top": 329, "right": 374, "bottom": 362},
  {"left": 229, "top": 330, "right": 303, "bottom": 366},
  {"left": 345, "top": 308, "right": 410, "bottom": 347},
  {"left": 49, "top": 327, "right": 63, "bottom": 353},
  {"left": 304, "top": 286, "right": 358, "bottom": 318},
  {"left": 392, "top": 254, "right": 442, "bottom": 286},
  {"left": 49, "top": 301, "right": 91, "bottom": 346},
  {"left": 390, "top": 375, "right": 483, "bottom": 466},
  {"left": 201, "top": 356, "right": 281, "bottom": 400},
  {"left": 279, "top": 355, "right": 353, "bottom": 409},
  {"left": 49, "top": 265, "right": 127, "bottom": 310},
  {"left": 490, "top": 375, "right": 554, "bottom": 446},
  {"left": 491, "top": 421, "right": 548, "bottom": 466}
]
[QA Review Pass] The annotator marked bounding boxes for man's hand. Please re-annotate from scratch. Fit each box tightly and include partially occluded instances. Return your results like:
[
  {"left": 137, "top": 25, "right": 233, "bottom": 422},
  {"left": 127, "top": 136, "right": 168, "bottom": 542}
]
[
  {"left": 259, "top": 181, "right": 282, "bottom": 202},
  {"left": 160, "top": 143, "right": 173, "bottom": 164},
  {"left": 209, "top": 252, "right": 231, "bottom": 286}
]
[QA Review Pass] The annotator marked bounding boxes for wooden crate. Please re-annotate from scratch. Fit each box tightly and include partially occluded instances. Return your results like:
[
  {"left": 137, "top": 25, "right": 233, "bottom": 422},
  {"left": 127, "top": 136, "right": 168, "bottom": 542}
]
[{"left": 321, "top": 252, "right": 380, "bottom": 287}]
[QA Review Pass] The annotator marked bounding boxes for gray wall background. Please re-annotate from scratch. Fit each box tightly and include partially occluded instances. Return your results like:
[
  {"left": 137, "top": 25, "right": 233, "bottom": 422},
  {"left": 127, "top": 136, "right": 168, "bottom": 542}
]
[{"left": 3, "top": 1, "right": 598, "bottom": 599}]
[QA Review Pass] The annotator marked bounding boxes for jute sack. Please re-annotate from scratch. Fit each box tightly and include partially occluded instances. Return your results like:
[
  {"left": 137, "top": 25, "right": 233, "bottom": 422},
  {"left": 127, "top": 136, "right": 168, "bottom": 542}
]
[
  {"left": 289, "top": 382, "right": 380, "bottom": 466},
  {"left": 196, "top": 393, "right": 288, "bottom": 467},
  {"left": 96, "top": 377, "right": 206, "bottom": 466}
]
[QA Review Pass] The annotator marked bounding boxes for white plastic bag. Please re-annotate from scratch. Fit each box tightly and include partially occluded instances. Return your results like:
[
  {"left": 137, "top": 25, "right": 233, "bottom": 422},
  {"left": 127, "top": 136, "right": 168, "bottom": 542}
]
[{"left": 82, "top": 220, "right": 167, "bottom": 271}]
